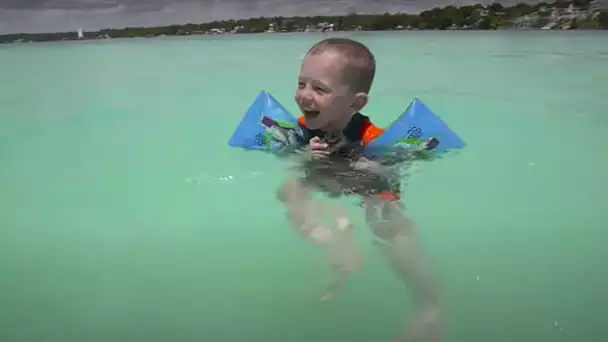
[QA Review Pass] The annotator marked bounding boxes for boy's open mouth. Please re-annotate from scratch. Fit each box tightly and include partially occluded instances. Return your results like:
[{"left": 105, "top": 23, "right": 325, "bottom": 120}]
[{"left": 303, "top": 110, "right": 320, "bottom": 119}]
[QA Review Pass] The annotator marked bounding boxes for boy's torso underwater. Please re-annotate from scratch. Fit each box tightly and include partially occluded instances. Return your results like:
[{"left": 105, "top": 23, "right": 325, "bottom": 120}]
[{"left": 298, "top": 133, "right": 401, "bottom": 199}]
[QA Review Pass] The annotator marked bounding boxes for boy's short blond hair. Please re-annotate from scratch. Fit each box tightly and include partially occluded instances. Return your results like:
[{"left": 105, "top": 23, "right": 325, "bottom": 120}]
[{"left": 306, "top": 38, "right": 376, "bottom": 94}]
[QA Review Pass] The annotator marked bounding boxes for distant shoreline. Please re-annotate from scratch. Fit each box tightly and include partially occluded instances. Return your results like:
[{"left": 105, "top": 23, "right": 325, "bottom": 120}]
[{"left": 1, "top": 0, "right": 606, "bottom": 44}]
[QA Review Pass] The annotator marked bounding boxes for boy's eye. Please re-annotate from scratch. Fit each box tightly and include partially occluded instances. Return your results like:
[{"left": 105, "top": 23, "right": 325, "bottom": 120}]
[{"left": 314, "top": 86, "right": 325, "bottom": 93}]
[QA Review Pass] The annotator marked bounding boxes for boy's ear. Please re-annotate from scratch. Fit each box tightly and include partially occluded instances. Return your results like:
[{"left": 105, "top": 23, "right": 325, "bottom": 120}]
[{"left": 351, "top": 92, "right": 368, "bottom": 111}]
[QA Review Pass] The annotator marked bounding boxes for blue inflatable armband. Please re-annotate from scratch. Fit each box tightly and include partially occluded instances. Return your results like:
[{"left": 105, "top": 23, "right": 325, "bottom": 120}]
[
  {"left": 365, "top": 98, "right": 464, "bottom": 158},
  {"left": 228, "top": 91, "right": 464, "bottom": 158},
  {"left": 228, "top": 90, "right": 305, "bottom": 154}
]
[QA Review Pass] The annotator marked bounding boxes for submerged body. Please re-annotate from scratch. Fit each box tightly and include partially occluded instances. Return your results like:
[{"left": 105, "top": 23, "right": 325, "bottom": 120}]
[{"left": 277, "top": 37, "right": 441, "bottom": 342}]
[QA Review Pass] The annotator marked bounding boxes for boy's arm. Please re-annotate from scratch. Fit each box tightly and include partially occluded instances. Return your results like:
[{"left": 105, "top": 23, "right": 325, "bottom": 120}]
[
  {"left": 274, "top": 122, "right": 311, "bottom": 158},
  {"left": 275, "top": 143, "right": 307, "bottom": 158}
]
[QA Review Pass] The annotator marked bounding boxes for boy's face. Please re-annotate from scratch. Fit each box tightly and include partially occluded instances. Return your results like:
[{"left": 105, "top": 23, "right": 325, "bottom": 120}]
[{"left": 295, "top": 50, "right": 367, "bottom": 131}]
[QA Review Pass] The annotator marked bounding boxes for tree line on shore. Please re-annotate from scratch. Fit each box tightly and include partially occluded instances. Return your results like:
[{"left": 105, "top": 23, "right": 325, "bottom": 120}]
[{"left": 1, "top": 0, "right": 607, "bottom": 44}]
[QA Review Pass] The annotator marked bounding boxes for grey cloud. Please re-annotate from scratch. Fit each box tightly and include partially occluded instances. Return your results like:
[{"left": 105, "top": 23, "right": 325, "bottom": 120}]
[
  {"left": 120, "top": 0, "right": 169, "bottom": 12},
  {"left": 0, "top": 0, "right": 120, "bottom": 10},
  {"left": 0, "top": 0, "right": 47, "bottom": 10},
  {"left": 0, "top": 0, "right": 516, "bottom": 11},
  {"left": 0, "top": 0, "right": 204, "bottom": 10},
  {"left": 0, "top": 0, "right": 176, "bottom": 10}
]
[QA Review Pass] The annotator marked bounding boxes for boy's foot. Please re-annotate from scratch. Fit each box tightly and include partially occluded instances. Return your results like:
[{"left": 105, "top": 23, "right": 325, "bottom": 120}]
[
  {"left": 400, "top": 306, "right": 441, "bottom": 342},
  {"left": 319, "top": 291, "right": 335, "bottom": 301}
]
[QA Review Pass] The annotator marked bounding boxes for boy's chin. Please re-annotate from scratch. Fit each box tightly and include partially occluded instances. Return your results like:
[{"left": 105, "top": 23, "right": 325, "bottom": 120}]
[
  {"left": 302, "top": 116, "right": 325, "bottom": 130},
  {"left": 304, "top": 114, "right": 326, "bottom": 129}
]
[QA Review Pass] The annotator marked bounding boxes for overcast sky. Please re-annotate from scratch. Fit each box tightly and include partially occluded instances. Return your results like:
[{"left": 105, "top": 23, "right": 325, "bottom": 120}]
[{"left": 0, "top": 0, "right": 535, "bottom": 34}]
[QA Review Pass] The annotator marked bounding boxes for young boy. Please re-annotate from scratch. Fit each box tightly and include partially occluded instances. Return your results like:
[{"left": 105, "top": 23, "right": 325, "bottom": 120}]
[{"left": 276, "top": 38, "right": 441, "bottom": 342}]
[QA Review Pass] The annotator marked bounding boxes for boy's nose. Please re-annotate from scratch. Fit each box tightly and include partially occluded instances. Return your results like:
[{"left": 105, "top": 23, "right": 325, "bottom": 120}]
[{"left": 299, "top": 89, "right": 314, "bottom": 105}]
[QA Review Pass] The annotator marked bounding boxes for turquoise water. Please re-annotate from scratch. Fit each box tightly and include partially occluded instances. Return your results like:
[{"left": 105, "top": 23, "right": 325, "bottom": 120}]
[{"left": 1, "top": 31, "right": 607, "bottom": 342}]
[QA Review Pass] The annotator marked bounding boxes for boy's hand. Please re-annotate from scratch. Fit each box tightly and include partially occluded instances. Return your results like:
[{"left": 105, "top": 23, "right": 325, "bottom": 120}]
[{"left": 309, "top": 137, "right": 330, "bottom": 159}]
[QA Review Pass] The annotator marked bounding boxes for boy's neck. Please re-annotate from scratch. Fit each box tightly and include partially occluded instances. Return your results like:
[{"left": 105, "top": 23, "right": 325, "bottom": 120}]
[{"left": 324, "top": 111, "right": 357, "bottom": 134}]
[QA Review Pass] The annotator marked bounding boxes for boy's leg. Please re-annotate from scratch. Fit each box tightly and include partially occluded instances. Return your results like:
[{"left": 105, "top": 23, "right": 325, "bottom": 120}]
[
  {"left": 320, "top": 204, "right": 361, "bottom": 301},
  {"left": 276, "top": 178, "right": 331, "bottom": 242},
  {"left": 363, "top": 196, "right": 441, "bottom": 342},
  {"left": 320, "top": 268, "right": 350, "bottom": 301},
  {"left": 276, "top": 178, "right": 311, "bottom": 226},
  {"left": 277, "top": 180, "right": 361, "bottom": 299}
]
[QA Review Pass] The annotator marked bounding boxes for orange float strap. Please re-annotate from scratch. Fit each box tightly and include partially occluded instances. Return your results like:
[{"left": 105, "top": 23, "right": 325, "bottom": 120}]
[
  {"left": 297, "top": 115, "right": 306, "bottom": 126},
  {"left": 359, "top": 119, "right": 384, "bottom": 145}
]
